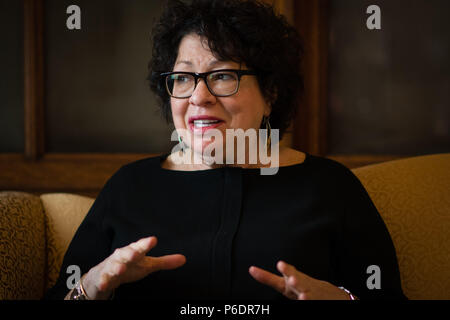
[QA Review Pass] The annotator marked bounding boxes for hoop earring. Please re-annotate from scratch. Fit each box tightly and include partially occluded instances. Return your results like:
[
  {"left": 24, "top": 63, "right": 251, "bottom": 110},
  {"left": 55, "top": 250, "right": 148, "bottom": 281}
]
[
  {"left": 178, "top": 135, "right": 185, "bottom": 153},
  {"left": 263, "top": 116, "right": 272, "bottom": 150}
]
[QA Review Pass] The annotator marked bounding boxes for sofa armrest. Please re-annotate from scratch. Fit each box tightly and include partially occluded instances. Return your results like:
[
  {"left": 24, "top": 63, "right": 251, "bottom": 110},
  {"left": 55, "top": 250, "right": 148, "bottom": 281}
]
[
  {"left": 0, "top": 192, "right": 46, "bottom": 299},
  {"left": 352, "top": 153, "right": 450, "bottom": 299},
  {"left": 40, "top": 193, "right": 94, "bottom": 291}
]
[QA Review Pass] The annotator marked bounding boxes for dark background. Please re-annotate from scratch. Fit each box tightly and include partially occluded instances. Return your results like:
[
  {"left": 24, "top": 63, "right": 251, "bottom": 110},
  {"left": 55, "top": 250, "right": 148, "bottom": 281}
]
[{"left": 1, "top": 0, "right": 449, "bottom": 195}]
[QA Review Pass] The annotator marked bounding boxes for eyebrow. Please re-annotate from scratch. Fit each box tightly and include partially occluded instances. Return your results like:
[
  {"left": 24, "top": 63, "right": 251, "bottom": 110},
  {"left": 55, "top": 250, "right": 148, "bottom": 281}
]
[
  {"left": 174, "top": 60, "right": 230, "bottom": 67},
  {"left": 175, "top": 60, "right": 193, "bottom": 66},
  {"left": 209, "top": 60, "right": 228, "bottom": 67}
]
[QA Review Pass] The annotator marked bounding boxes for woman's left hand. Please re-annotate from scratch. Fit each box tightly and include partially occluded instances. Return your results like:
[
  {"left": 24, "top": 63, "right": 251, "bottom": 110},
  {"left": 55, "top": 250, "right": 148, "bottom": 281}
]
[{"left": 249, "top": 261, "right": 351, "bottom": 300}]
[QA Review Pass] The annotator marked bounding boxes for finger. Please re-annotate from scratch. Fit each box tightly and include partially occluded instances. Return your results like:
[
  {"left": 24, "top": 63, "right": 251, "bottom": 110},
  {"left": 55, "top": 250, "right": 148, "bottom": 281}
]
[
  {"left": 98, "top": 272, "right": 111, "bottom": 292},
  {"left": 286, "top": 275, "right": 302, "bottom": 297},
  {"left": 277, "top": 261, "right": 311, "bottom": 282},
  {"left": 113, "top": 246, "right": 140, "bottom": 264},
  {"left": 141, "top": 254, "right": 187, "bottom": 272},
  {"left": 111, "top": 237, "right": 157, "bottom": 265},
  {"left": 248, "top": 266, "right": 285, "bottom": 294},
  {"left": 98, "top": 262, "right": 125, "bottom": 291},
  {"left": 129, "top": 236, "right": 157, "bottom": 254},
  {"left": 106, "top": 260, "right": 127, "bottom": 277},
  {"left": 277, "top": 261, "right": 311, "bottom": 292},
  {"left": 277, "top": 261, "right": 296, "bottom": 276}
]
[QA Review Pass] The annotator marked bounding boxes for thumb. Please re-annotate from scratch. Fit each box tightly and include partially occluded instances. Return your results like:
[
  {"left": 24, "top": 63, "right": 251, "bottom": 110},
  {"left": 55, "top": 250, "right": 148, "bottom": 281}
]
[{"left": 144, "top": 254, "right": 187, "bottom": 272}]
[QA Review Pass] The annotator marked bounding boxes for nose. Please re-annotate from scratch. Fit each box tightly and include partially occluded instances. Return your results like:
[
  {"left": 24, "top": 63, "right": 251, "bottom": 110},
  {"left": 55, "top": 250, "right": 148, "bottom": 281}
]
[{"left": 189, "top": 78, "right": 217, "bottom": 107}]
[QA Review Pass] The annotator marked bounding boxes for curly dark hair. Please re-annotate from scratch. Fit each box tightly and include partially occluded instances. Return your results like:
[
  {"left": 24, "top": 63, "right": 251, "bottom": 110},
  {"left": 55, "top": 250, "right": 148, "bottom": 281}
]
[{"left": 148, "top": 0, "right": 304, "bottom": 139}]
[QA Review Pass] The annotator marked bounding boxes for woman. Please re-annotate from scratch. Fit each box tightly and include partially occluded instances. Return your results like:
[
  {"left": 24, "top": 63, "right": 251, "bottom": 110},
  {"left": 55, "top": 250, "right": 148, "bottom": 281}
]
[{"left": 45, "top": 0, "right": 406, "bottom": 300}]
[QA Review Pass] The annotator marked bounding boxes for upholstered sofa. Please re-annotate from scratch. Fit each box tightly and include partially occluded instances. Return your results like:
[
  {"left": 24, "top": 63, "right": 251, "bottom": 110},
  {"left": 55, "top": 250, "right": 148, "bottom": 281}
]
[{"left": 1, "top": 153, "right": 449, "bottom": 300}]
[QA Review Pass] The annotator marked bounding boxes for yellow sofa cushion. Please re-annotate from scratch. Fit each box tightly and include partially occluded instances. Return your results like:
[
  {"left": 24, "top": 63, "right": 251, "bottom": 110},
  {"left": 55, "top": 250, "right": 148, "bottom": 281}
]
[
  {"left": 0, "top": 192, "right": 46, "bottom": 299},
  {"left": 40, "top": 193, "right": 94, "bottom": 290},
  {"left": 353, "top": 153, "right": 450, "bottom": 299}
]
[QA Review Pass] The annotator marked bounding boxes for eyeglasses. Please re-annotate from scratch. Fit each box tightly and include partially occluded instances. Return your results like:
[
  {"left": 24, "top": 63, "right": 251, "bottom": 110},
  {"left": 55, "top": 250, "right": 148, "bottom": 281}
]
[{"left": 160, "top": 69, "right": 257, "bottom": 98}]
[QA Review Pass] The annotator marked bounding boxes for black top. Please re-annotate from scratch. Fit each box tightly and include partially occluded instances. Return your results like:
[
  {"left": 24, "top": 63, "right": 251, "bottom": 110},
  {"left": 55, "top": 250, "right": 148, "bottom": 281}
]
[{"left": 45, "top": 153, "right": 406, "bottom": 300}]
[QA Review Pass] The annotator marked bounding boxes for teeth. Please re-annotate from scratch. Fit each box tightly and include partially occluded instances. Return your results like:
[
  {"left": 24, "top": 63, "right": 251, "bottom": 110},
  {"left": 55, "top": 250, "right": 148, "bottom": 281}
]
[
  {"left": 193, "top": 119, "right": 220, "bottom": 127},
  {"left": 194, "top": 120, "right": 220, "bottom": 124}
]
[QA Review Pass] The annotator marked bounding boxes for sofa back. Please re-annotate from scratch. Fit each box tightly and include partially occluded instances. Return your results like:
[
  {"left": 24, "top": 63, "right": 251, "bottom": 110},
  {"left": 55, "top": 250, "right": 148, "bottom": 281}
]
[
  {"left": 0, "top": 192, "right": 92, "bottom": 299},
  {"left": 353, "top": 153, "right": 450, "bottom": 299}
]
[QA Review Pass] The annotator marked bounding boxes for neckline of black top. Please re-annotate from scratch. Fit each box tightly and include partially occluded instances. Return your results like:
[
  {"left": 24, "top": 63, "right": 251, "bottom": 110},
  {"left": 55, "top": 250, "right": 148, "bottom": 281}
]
[{"left": 157, "top": 152, "right": 311, "bottom": 175}]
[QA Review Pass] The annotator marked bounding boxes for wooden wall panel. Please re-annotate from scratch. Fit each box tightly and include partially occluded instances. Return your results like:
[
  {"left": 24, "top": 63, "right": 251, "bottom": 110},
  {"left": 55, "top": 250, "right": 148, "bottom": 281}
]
[
  {"left": 0, "top": 0, "right": 413, "bottom": 197},
  {"left": 292, "top": 0, "right": 329, "bottom": 155},
  {"left": 0, "top": 153, "right": 156, "bottom": 197},
  {"left": 24, "top": 0, "right": 45, "bottom": 160}
]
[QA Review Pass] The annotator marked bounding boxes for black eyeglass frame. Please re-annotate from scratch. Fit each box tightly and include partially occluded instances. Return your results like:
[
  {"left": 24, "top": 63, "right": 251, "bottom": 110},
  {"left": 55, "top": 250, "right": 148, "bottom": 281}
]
[{"left": 160, "top": 69, "right": 257, "bottom": 98}]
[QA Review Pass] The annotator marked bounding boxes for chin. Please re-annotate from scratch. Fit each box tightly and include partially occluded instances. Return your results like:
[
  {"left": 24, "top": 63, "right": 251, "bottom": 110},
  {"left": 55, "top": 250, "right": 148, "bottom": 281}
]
[{"left": 189, "top": 139, "right": 226, "bottom": 161}]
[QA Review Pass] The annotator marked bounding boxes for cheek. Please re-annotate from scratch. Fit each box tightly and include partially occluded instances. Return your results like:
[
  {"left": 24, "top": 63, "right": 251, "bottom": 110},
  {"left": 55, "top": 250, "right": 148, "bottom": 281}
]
[
  {"left": 170, "top": 99, "right": 188, "bottom": 128},
  {"left": 227, "top": 97, "right": 266, "bottom": 129}
]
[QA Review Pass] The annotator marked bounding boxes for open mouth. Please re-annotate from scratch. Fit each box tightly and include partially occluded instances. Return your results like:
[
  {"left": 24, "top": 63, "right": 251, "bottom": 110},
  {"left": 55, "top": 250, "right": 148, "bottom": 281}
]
[
  {"left": 188, "top": 117, "right": 224, "bottom": 132},
  {"left": 192, "top": 119, "right": 222, "bottom": 128}
]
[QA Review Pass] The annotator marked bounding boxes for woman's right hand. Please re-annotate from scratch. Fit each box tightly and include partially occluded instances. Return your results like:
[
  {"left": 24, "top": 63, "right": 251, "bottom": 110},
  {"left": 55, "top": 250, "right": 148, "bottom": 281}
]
[{"left": 81, "top": 236, "right": 186, "bottom": 300}]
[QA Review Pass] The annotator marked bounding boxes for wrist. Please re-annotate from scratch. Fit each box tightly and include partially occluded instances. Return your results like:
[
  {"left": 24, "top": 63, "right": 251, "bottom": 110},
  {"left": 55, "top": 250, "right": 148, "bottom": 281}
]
[
  {"left": 83, "top": 270, "right": 114, "bottom": 300},
  {"left": 338, "top": 287, "right": 359, "bottom": 300}
]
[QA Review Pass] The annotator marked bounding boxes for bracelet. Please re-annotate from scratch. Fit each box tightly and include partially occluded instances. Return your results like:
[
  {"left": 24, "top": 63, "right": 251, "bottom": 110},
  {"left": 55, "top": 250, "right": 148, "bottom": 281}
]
[
  {"left": 80, "top": 277, "right": 91, "bottom": 299},
  {"left": 69, "top": 278, "right": 90, "bottom": 300},
  {"left": 69, "top": 276, "right": 115, "bottom": 300},
  {"left": 338, "top": 287, "right": 359, "bottom": 300}
]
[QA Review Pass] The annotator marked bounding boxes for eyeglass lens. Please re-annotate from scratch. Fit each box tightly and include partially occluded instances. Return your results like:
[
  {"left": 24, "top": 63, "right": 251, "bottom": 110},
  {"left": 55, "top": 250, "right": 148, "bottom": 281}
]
[{"left": 166, "top": 71, "right": 239, "bottom": 98}]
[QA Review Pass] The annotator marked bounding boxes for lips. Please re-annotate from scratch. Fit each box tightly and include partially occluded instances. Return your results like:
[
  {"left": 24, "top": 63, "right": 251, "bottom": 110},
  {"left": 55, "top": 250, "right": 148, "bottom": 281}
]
[{"left": 188, "top": 116, "right": 224, "bottom": 133}]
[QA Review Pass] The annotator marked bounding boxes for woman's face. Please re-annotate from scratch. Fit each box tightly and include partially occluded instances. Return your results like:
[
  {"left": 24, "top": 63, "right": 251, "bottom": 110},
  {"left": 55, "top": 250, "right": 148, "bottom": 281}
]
[{"left": 170, "top": 34, "right": 271, "bottom": 158}]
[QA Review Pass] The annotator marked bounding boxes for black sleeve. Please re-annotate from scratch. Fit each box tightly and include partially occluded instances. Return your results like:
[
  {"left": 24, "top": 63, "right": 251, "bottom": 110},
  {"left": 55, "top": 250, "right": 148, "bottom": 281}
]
[
  {"left": 42, "top": 169, "right": 121, "bottom": 300},
  {"left": 335, "top": 166, "right": 407, "bottom": 300}
]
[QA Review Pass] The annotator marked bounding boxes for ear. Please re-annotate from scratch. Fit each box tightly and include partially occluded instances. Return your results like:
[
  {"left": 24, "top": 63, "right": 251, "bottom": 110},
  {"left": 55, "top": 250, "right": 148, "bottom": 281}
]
[
  {"left": 264, "top": 88, "right": 277, "bottom": 115},
  {"left": 264, "top": 102, "right": 272, "bottom": 117}
]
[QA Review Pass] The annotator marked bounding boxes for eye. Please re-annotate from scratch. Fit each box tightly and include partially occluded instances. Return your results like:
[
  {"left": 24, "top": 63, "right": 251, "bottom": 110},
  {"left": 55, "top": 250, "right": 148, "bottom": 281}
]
[
  {"left": 171, "top": 74, "right": 192, "bottom": 83},
  {"left": 210, "top": 72, "right": 237, "bottom": 81}
]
